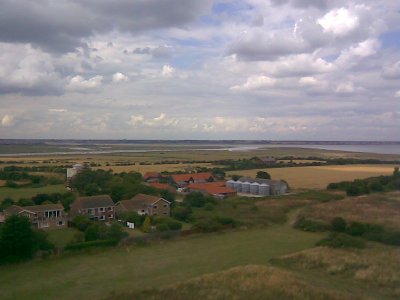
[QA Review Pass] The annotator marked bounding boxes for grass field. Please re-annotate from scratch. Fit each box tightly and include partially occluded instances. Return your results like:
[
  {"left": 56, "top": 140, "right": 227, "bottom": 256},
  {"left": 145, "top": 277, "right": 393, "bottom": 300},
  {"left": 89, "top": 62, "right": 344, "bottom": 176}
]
[
  {"left": 301, "top": 192, "right": 400, "bottom": 230},
  {"left": 119, "top": 264, "right": 357, "bottom": 300},
  {"left": 227, "top": 164, "right": 397, "bottom": 189},
  {"left": 0, "top": 226, "right": 324, "bottom": 300},
  {"left": 0, "top": 184, "right": 66, "bottom": 201},
  {"left": 273, "top": 244, "right": 400, "bottom": 299}
]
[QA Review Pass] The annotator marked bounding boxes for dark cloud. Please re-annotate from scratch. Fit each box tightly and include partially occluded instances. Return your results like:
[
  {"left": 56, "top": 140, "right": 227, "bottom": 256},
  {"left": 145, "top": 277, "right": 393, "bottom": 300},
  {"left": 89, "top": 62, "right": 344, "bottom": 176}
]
[
  {"left": 0, "top": 0, "right": 212, "bottom": 53},
  {"left": 133, "top": 45, "right": 174, "bottom": 58},
  {"left": 270, "top": 0, "right": 330, "bottom": 9}
]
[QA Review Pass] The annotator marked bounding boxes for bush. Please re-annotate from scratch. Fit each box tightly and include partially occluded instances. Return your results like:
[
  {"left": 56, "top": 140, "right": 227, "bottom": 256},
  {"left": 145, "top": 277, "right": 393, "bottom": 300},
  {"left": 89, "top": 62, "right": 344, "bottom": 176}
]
[
  {"left": 294, "top": 216, "right": 330, "bottom": 232},
  {"left": 316, "top": 232, "right": 365, "bottom": 249},
  {"left": 171, "top": 206, "right": 192, "bottom": 222},
  {"left": 85, "top": 224, "right": 100, "bottom": 241},
  {"left": 331, "top": 217, "right": 346, "bottom": 232},
  {"left": 168, "top": 220, "right": 182, "bottom": 231},
  {"left": 193, "top": 219, "right": 222, "bottom": 232},
  {"left": 64, "top": 240, "right": 118, "bottom": 251},
  {"left": 72, "top": 215, "right": 91, "bottom": 232},
  {"left": 156, "top": 223, "right": 169, "bottom": 232}
]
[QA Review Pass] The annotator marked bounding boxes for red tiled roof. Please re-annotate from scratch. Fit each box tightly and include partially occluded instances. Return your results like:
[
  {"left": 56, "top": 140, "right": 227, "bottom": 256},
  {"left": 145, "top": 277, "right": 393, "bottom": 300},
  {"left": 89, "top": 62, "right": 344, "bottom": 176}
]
[
  {"left": 171, "top": 172, "right": 214, "bottom": 183},
  {"left": 143, "top": 172, "right": 161, "bottom": 180},
  {"left": 149, "top": 182, "right": 175, "bottom": 191}
]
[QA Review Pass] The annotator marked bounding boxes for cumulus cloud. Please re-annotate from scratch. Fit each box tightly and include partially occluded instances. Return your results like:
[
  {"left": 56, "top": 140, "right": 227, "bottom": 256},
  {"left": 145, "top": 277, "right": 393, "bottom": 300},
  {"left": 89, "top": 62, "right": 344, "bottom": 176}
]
[
  {"left": 317, "top": 8, "right": 359, "bottom": 37},
  {"left": 161, "top": 65, "right": 175, "bottom": 77},
  {"left": 1, "top": 115, "right": 14, "bottom": 127},
  {"left": 67, "top": 75, "right": 103, "bottom": 91},
  {"left": 112, "top": 72, "right": 129, "bottom": 83},
  {"left": 231, "top": 75, "right": 276, "bottom": 91}
]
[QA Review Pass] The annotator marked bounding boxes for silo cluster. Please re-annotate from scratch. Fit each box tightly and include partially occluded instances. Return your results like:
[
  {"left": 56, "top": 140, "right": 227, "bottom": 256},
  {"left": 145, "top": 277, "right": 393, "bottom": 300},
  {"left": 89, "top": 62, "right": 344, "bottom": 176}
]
[{"left": 226, "top": 177, "right": 271, "bottom": 196}]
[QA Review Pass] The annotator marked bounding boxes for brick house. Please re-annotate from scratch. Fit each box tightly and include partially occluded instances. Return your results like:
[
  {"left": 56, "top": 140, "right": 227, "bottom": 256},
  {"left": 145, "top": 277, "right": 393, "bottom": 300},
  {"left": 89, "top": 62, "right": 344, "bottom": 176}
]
[
  {"left": 70, "top": 195, "right": 115, "bottom": 221},
  {"left": 143, "top": 172, "right": 162, "bottom": 183},
  {"left": 3, "top": 204, "right": 67, "bottom": 229},
  {"left": 115, "top": 193, "right": 170, "bottom": 217}
]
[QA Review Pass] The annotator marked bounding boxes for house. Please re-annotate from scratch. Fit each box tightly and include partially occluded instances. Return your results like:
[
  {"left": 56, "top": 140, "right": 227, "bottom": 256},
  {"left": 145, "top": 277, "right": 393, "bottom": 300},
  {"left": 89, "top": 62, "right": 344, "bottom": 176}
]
[
  {"left": 3, "top": 204, "right": 67, "bottom": 229},
  {"left": 143, "top": 172, "right": 162, "bottom": 183},
  {"left": 170, "top": 172, "right": 214, "bottom": 188},
  {"left": 115, "top": 193, "right": 170, "bottom": 217},
  {"left": 188, "top": 182, "right": 237, "bottom": 199},
  {"left": 66, "top": 163, "right": 84, "bottom": 188},
  {"left": 70, "top": 195, "right": 115, "bottom": 221}
]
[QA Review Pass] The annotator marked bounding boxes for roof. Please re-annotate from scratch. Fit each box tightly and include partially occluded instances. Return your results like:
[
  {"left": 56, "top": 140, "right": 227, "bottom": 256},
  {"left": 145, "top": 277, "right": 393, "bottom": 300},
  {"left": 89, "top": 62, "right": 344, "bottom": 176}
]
[
  {"left": 4, "top": 203, "right": 64, "bottom": 215},
  {"left": 75, "top": 195, "right": 114, "bottom": 209},
  {"left": 149, "top": 182, "right": 175, "bottom": 192},
  {"left": 143, "top": 172, "right": 161, "bottom": 180},
  {"left": 238, "top": 177, "right": 284, "bottom": 186},
  {"left": 171, "top": 172, "right": 214, "bottom": 183},
  {"left": 188, "top": 182, "right": 236, "bottom": 195},
  {"left": 117, "top": 193, "right": 170, "bottom": 211}
]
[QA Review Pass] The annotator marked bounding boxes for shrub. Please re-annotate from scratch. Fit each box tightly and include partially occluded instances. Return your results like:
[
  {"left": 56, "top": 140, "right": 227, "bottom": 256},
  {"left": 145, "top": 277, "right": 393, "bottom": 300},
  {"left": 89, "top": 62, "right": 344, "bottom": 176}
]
[
  {"left": 64, "top": 240, "right": 118, "bottom": 251},
  {"left": 193, "top": 218, "right": 222, "bottom": 232},
  {"left": 72, "top": 215, "right": 91, "bottom": 232},
  {"left": 331, "top": 217, "right": 346, "bottom": 232},
  {"left": 156, "top": 223, "right": 169, "bottom": 232},
  {"left": 294, "top": 216, "right": 330, "bottom": 232},
  {"left": 168, "top": 220, "right": 182, "bottom": 231},
  {"left": 316, "top": 232, "right": 365, "bottom": 249},
  {"left": 85, "top": 224, "right": 100, "bottom": 241},
  {"left": 171, "top": 206, "right": 192, "bottom": 221}
]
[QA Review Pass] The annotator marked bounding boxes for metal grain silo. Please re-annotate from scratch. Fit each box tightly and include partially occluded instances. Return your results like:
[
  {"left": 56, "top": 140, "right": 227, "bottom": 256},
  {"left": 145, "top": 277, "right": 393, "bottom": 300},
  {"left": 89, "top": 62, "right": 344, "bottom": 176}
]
[
  {"left": 259, "top": 183, "right": 270, "bottom": 196},
  {"left": 241, "top": 181, "right": 250, "bottom": 194},
  {"left": 226, "top": 180, "right": 235, "bottom": 189},
  {"left": 250, "top": 182, "right": 260, "bottom": 194},
  {"left": 234, "top": 180, "right": 242, "bottom": 192}
]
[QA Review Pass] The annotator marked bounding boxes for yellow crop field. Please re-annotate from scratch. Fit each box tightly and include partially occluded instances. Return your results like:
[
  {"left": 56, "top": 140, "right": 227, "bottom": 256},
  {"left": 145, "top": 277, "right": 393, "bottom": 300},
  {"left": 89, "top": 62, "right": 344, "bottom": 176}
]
[
  {"left": 94, "top": 163, "right": 220, "bottom": 174},
  {"left": 227, "top": 164, "right": 397, "bottom": 189}
]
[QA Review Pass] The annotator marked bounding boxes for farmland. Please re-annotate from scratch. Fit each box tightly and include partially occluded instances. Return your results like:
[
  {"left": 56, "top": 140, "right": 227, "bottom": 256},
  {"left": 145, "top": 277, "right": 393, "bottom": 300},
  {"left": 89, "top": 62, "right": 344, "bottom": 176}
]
[{"left": 227, "top": 164, "right": 397, "bottom": 189}]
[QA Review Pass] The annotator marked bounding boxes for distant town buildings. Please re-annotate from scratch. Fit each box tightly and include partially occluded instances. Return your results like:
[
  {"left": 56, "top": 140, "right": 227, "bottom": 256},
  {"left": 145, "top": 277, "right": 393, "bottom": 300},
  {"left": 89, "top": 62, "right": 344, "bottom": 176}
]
[{"left": 115, "top": 194, "right": 170, "bottom": 217}]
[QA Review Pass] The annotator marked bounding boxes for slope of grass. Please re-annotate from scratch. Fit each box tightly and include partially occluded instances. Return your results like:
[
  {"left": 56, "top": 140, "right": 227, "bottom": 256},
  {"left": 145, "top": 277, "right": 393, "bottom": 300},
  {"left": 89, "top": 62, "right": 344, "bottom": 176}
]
[
  {"left": 0, "top": 226, "right": 323, "bottom": 300},
  {"left": 272, "top": 244, "right": 400, "bottom": 299},
  {"left": 0, "top": 184, "right": 66, "bottom": 202},
  {"left": 47, "top": 228, "right": 79, "bottom": 248},
  {"left": 113, "top": 264, "right": 358, "bottom": 300}
]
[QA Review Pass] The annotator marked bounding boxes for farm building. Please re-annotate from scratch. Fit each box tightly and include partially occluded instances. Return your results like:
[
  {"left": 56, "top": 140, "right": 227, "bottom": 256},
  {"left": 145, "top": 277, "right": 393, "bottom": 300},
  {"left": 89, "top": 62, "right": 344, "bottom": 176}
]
[
  {"left": 188, "top": 181, "right": 237, "bottom": 199},
  {"left": 169, "top": 172, "right": 215, "bottom": 188},
  {"left": 227, "top": 177, "right": 288, "bottom": 196}
]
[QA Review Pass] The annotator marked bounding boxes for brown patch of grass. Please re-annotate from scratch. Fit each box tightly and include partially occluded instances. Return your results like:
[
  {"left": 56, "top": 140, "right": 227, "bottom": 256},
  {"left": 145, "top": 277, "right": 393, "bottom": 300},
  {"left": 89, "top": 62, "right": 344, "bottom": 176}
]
[
  {"left": 303, "top": 192, "right": 400, "bottom": 230},
  {"left": 275, "top": 245, "right": 400, "bottom": 298},
  {"left": 110, "top": 265, "right": 358, "bottom": 300}
]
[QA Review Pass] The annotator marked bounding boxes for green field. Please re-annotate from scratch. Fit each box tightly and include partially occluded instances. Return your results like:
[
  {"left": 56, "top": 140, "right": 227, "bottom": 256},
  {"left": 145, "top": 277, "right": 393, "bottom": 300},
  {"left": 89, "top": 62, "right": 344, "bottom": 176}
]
[
  {"left": 0, "top": 184, "right": 66, "bottom": 202},
  {"left": 47, "top": 228, "right": 79, "bottom": 248},
  {"left": 0, "top": 226, "right": 323, "bottom": 300}
]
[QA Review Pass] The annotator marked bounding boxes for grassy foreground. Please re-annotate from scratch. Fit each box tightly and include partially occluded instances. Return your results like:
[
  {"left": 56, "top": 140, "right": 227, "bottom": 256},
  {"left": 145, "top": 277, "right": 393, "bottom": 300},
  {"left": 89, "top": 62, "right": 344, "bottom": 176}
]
[{"left": 0, "top": 226, "right": 323, "bottom": 300}]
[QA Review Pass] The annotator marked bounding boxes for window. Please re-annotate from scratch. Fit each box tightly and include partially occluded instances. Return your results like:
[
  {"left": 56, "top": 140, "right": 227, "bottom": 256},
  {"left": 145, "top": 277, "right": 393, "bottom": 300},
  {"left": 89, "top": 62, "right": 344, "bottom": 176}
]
[
  {"left": 163, "top": 212, "right": 167, "bottom": 215},
  {"left": 108, "top": 207, "right": 113, "bottom": 211},
  {"left": 99, "top": 207, "right": 105, "bottom": 212},
  {"left": 87, "top": 208, "right": 93, "bottom": 215},
  {"left": 153, "top": 205, "right": 157, "bottom": 209},
  {"left": 58, "top": 221, "right": 64, "bottom": 226},
  {"left": 164, "top": 204, "right": 168, "bottom": 208},
  {"left": 99, "top": 215, "right": 105, "bottom": 220},
  {"left": 109, "top": 214, "right": 114, "bottom": 219}
]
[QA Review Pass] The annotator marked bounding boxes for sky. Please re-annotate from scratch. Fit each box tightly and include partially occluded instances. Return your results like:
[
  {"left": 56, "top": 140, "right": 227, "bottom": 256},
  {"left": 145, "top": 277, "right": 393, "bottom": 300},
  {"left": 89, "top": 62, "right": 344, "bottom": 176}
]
[{"left": 0, "top": 0, "right": 399, "bottom": 140}]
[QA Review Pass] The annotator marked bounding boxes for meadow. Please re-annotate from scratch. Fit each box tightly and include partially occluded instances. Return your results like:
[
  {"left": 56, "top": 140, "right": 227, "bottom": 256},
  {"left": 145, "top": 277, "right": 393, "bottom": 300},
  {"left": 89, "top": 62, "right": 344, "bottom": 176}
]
[
  {"left": 0, "top": 226, "right": 323, "bottom": 300},
  {"left": 227, "top": 164, "right": 396, "bottom": 189},
  {"left": 0, "top": 184, "right": 66, "bottom": 202}
]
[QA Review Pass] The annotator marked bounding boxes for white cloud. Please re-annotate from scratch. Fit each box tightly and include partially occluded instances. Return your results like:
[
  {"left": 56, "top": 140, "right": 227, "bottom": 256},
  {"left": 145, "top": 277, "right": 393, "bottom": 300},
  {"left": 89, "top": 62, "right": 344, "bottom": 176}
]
[
  {"left": 161, "top": 65, "right": 175, "bottom": 77},
  {"left": 382, "top": 61, "right": 400, "bottom": 79},
  {"left": 299, "top": 77, "right": 318, "bottom": 86},
  {"left": 231, "top": 75, "right": 276, "bottom": 91},
  {"left": 350, "top": 39, "right": 380, "bottom": 57},
  {"left": 67, "top": 75, "right": 103, "bottom": 91},
  {"left": 317, "top": 8, "right": 359, "bottom": 36},
  {"left": 153, "top": 113, "right": 166, "bottom": 122},
  {"left": 1, "top": 114, "right": 14, "bottom": 127},
  {"left": 112, "top": 72, "right": 129, "bottom": 83},
  {"left": 395, "top": 91, "right": 400, "bottom": 98},
  {"left": 48, "top": 108, "right": 67, "bottom": 113},
  {"left": 128, "top": 115, "right": 144, "bottom": 126},
  {"left": 336, "top": 82, "right": 355, "bottom": 94}
]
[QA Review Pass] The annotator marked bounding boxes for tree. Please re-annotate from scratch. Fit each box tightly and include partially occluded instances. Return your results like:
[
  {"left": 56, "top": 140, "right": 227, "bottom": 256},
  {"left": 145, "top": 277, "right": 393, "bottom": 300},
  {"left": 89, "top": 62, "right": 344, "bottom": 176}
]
[
  {"left": 171, "top": 206, "right": 192, "bottom": 221},
  {"left": 231, "top": 175, "right": 241, "bottom": 181},
  {"left": 85, "top": 224, "right": 100, "bottom": 241},
  {"left": 184, "top": 192, "right": 206, "bottom": 208},
  {"left": 331, "top": 217, "right": 347, "bottom": 232},
  {"left": 160, "top": 189, "right": 175, "bottom": 204},
  {"left": 0, "top": 215, "right": 36, "bottom": 263},
  {"left": 141, "top": 216, "right": 151, "bottom": 233},
  {"left": 256, "top": 171, "right": 271, "bottom": 179},
  {"left": 72, "top": 215, "right": 91, "bottom": 232}
]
